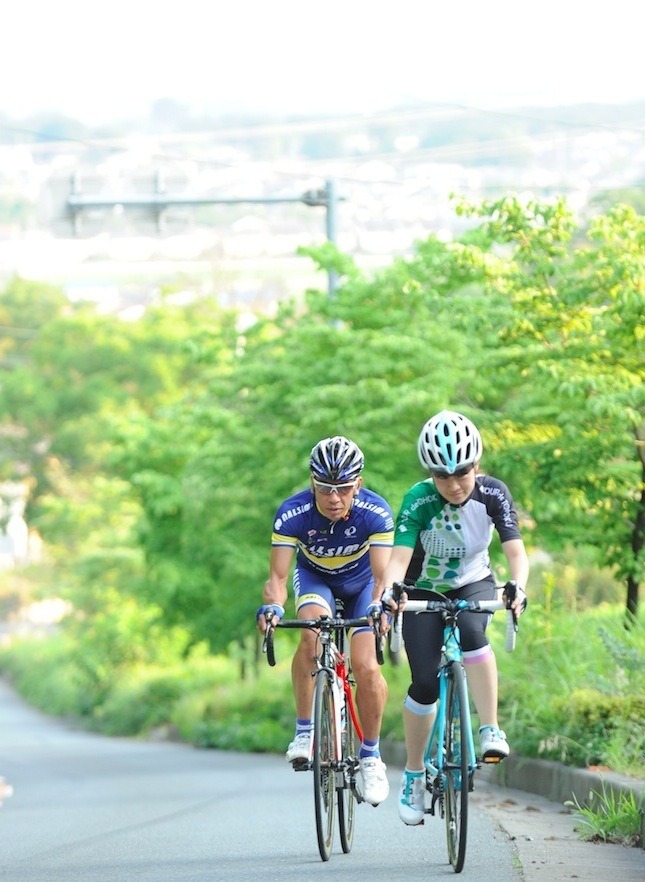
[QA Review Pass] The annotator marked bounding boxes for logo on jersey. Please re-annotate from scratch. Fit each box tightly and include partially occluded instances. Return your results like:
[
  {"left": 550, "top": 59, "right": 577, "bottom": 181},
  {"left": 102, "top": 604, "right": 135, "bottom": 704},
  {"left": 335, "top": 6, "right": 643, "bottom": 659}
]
[{"left": 308, "top": 543, "right": 361, "bottom": 558}]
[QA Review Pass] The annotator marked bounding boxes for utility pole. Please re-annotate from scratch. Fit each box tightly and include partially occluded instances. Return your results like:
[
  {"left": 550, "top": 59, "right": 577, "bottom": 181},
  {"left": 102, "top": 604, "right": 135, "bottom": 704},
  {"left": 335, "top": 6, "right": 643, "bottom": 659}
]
[
  {"left": 56, "top": 175, "right": 345, "bottom": 296},
  {"left": 301, "top": 179, "right": 339, "bottom": 296}
]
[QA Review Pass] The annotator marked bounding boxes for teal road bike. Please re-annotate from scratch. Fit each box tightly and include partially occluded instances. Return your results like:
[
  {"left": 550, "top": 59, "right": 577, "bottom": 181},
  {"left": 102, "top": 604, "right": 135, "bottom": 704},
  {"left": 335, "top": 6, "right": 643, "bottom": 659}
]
[{"left": 389, "top": 581, "right": 522, "bottom": 873}]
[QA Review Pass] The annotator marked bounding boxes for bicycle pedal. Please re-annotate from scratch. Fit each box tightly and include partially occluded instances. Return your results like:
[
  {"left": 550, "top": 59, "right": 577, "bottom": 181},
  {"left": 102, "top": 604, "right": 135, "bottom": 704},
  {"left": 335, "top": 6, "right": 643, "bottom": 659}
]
[
  {"left": 291, "top": 759, "right": 310, "bottom": 771},
  {"left": 481, "top": 754, "right": 504, "bottom": 764}
]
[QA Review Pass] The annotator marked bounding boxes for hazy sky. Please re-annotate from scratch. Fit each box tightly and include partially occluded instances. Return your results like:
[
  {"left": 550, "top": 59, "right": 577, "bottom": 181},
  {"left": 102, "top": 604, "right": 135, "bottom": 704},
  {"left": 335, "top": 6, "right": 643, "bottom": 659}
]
[{"left": 3, "top": 0, "right": 644, "bottom": 125}]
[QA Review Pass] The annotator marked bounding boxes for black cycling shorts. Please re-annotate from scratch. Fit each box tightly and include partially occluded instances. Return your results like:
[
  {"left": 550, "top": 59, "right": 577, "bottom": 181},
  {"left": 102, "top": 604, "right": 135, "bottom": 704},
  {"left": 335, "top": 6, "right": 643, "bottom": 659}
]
[{"left": 403, "top": 578, "right": 497, "bottom": 706}]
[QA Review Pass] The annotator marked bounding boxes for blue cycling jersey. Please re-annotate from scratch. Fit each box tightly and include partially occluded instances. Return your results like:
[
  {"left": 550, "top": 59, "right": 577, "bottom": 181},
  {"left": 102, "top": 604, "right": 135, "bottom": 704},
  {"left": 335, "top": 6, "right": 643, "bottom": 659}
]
[{"left": 271, "top": 486, "right": 394, "bottom": 583}]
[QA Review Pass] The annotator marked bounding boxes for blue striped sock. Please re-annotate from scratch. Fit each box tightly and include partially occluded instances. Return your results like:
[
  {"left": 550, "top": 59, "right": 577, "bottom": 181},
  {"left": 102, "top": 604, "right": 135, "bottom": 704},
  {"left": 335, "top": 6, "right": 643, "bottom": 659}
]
[
  {"left": 359, "top": 738, "right": 380, "bottom": 759},
  {"left": 295, "top": 718, "right": 312, "bottom": 737}
]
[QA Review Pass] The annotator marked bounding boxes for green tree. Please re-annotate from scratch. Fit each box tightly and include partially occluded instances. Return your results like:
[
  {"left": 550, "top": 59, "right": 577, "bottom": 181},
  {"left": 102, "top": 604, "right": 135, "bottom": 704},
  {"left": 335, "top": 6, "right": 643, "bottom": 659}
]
[
  {"left": 454, "top": 197, "right": 644, "bottom": 618},
  {"left": 5, "top": 197, "right": 642, "bottom": 666},
  {"left": 117, "top": 239, "right": 504, "bottom": 652}
]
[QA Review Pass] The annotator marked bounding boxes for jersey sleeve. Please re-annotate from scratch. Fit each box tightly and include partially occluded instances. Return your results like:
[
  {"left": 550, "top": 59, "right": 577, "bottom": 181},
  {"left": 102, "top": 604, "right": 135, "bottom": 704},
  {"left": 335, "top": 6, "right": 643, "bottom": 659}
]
[
  {"left": 483, "top": 476, "right": 522, "bottom": 543},
  {"left": 392, "top": 484, "right": 429, "bottom": 549},
  {"left": 369, "top": 523, "right": 394, "bottom": 547},
  {"left": 365, "top": 497, "right": 395, "bottom": 546},
  {"left": 270, "top": 529, "right": 298, "bottom": 548},
  {"left": 270, "top": 496, "right": 307, "bottom": 548}
]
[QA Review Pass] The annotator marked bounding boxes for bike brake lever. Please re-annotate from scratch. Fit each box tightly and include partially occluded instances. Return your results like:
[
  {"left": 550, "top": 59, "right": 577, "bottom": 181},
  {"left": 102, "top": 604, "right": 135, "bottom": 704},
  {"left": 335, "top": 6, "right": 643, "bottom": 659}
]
[{"left": 262, "top": 610, "right": 275, "bottom": 653}]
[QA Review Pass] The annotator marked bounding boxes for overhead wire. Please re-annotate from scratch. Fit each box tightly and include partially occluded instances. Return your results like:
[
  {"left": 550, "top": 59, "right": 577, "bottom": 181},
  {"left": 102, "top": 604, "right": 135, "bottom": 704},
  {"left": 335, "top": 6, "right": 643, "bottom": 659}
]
[{"left": 1, "top": 99, "right": 643, "bottom": 189}]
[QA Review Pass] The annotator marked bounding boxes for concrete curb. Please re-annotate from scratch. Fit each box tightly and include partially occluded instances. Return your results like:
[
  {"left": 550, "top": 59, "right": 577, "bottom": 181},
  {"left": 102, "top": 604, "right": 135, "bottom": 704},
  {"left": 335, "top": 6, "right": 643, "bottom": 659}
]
[
  {"left": 381, "top": 739, "right": 645, "bottom": 847},
  {"left": 484, "top": 753, "right": 645, "bottom": 849},
  {"left": 483, "top": 753, "right": 645, "bottom": 809}
]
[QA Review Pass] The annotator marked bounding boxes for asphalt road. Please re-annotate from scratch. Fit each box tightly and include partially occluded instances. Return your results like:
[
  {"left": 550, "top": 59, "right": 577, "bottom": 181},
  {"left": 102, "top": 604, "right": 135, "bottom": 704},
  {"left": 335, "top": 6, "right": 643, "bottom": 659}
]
[{"left": 1, "top": 678, "right": 643, "bottom": 881}]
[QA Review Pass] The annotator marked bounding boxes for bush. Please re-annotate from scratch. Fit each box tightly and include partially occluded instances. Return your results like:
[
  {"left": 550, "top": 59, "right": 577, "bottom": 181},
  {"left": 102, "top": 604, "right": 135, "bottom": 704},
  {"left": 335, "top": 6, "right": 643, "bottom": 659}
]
[
  {"left": 94, "top": 671, "right": 187, "bottom": 736},
  {"left": 0, "top": 635, "right": 93, "bottom": 717},
  {"left": 188, "top": 665, "right": 295, "bottom": 752},
  {"left": 542, "top": 689, "right": 645, "bottom": 770},
  {"left": 494, "top": 601, "right": 645, "bottom": 778}
]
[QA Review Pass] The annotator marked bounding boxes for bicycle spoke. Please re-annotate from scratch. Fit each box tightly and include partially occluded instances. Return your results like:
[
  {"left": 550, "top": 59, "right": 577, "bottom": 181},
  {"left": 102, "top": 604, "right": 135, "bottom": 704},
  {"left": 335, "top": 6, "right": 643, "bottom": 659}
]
[
  {"left": 313, "top": 672, "right": 337, "bottom": 861},
  {"left": 337, "top": 694, "right": 357, "bottom": 853}
]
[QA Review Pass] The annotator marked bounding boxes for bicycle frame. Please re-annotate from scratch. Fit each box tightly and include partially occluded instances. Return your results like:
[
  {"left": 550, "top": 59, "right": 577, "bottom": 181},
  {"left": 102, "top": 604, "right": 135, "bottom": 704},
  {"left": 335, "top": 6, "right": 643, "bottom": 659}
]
[
  {"left": 338, "top": 652, "right": 363, "bottom": 744},
  {"left": 314, "top": 621, "right": 363, "bottom": 762},
  {"left": 391, "top": 586, "right": 519, "bottom": 873},
  {"left": 263, "top": 609, "right": 383, "bottom": 861},
  {"left": 425, "top": 614, "right": 477, "bottom": 798}
]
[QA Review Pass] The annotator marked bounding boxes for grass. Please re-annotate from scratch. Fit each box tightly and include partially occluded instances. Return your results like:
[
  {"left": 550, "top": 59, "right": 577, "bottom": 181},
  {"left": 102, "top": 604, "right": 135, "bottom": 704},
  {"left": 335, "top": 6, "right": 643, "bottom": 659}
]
[{"left": 565, "top": 785, "right": 644, "bottom": 846}]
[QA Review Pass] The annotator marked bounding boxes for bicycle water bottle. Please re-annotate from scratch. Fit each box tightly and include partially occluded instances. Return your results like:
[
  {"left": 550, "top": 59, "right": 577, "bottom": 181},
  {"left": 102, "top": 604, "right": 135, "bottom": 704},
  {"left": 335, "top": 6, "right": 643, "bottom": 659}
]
[
  {"left": 330, "top": 671, "right": 344, "bottom": 733},
  {"left": 331, "top": 644, "right": 346, "bottom": 731}
]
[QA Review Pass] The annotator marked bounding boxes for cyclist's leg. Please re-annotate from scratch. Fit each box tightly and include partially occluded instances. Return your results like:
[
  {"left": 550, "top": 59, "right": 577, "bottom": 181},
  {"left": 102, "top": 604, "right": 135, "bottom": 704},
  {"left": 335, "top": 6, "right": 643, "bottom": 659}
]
[
  {"left": 450, "top": 579, "right": 509, "bottom": 756},
  {"left": 398, "top": 603, "right": 443, "bottom": 824},
  {"left": 286, "top": 568, "right": 334, "bottom": 761},
  {"left": 348, "top": 631, "right": 386, "bottom": 745},
  {"left": 343, "top": 582, "right": 387, "bottom": 747},
  {"left": 343, "top": 582, "right": 389, "bottom": 805},
  {"left": 401, "top": 601, "right": 443, "bottom": 769}
]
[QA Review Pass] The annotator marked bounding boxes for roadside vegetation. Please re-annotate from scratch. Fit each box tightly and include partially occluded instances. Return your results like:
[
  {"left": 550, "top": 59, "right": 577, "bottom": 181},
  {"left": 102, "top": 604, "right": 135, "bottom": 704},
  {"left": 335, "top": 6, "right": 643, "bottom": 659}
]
[
  {"left": 0, "top": 196, "right": 642, "bottom": 805},
  {"left": 1, "top": 564, "right": 643, "bottom": 782},
  {"left": 566, "top": 785, "right": 644, "bottom": 847}
]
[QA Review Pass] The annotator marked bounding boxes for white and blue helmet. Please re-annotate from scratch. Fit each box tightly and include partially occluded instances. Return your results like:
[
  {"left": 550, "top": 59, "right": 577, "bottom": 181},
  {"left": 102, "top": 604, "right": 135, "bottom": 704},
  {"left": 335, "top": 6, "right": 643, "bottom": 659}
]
[
  {"left": 417, "top": 410, "right": 482, "bottom": 473},
  {"left": 310, "top": 436, "right": 364, "bottom": 482}
]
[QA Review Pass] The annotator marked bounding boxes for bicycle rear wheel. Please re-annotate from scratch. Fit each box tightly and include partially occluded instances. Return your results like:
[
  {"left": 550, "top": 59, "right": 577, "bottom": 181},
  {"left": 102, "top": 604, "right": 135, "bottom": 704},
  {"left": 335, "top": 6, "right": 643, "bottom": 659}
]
[
  {"left": 313, "top": 671, "right": 337, "bottom": 861},
  {"left": 444, "top": 662, "right": 469, "bottom": 873},
  {"left": 337, "top": 695, "right": 357, "bottom": 853}
]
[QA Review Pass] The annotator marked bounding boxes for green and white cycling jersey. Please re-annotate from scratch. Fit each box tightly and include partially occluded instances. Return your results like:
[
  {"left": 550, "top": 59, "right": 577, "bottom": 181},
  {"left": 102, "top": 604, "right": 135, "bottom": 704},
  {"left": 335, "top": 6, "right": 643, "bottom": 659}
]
[{"left": 394, "top": 474, "right": 522, "bottom": 591}]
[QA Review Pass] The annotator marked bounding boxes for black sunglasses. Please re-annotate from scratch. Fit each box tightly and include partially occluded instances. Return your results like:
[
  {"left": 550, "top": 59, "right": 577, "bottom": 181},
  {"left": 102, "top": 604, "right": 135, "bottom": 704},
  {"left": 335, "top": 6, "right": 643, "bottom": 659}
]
[{"left": 429, "top": 465, "right": 474, "bottom": 479}]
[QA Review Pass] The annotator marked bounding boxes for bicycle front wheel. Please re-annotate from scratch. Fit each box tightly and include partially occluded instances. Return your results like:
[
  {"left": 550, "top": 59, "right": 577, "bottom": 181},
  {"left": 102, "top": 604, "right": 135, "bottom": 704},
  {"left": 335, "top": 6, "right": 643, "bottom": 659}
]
[
  {"left": 337, "top": 695, "right": 357, "bottom": 853},
  {"left": 313, "top": 671, "right": 337, "bottom": 861},
  {"left": 444, "top": 662, "right": 470, "bottom": 873}
]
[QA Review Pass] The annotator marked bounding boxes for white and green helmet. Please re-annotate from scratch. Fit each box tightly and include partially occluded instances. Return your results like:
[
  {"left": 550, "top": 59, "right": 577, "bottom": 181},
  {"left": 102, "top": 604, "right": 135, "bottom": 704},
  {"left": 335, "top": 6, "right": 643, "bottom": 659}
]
[{"left": 417, "top": 410, "right": 482, "bottom": 473}]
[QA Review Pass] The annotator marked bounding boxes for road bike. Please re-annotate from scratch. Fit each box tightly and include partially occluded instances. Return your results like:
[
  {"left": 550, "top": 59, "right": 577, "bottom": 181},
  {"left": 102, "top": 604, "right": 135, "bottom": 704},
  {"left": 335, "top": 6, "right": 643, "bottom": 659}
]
[
  {"left": 389, "top": 580, "right": 522, "bottom": 873},
  {"left": 263, "top": 603, "right": 384, "bottom": 862}
]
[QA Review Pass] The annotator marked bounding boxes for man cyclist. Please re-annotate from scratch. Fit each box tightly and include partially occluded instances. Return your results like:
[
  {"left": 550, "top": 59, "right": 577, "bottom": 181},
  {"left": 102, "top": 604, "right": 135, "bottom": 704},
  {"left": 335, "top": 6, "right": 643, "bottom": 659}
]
[
  {"left": 257, "top": 436, "right": 394, "bottom": 806},
  {"left": 381, "top": 410, "right": 529, "bottom": 825}
]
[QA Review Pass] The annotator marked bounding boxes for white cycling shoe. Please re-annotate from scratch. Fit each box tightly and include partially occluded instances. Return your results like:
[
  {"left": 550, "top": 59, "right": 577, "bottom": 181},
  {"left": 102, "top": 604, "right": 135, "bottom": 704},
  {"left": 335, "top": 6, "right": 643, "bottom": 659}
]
[
  {"left": 358, "top": 757, "right": 389, "bottom": 806},
  {"left": 285, "top": 732, "right": 311, "bottom": 763},
  {"left": 398, "top": 769, "right": 426, "bottom": 825},
  {"left": 479, "top": 725, "right": 510, "bottom": 761}
]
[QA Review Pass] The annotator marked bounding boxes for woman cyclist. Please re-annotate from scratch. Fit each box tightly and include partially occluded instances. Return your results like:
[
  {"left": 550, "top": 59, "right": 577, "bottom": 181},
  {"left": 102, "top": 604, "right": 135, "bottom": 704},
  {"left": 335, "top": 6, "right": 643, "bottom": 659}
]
[
  {"left": 256, "top": 436, "right": 394, "bottom": 806},
  {"left": 382, "top": 410, "right": 529, "bottom": 825}
]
